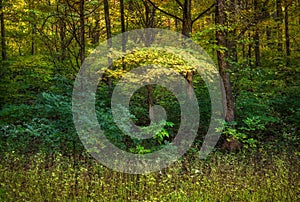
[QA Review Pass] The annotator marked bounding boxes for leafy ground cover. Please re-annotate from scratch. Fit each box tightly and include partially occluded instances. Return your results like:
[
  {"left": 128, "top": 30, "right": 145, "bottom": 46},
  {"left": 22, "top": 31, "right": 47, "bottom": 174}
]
[{"left": 0, "top": 149, "right": 298, "bottom": 201}]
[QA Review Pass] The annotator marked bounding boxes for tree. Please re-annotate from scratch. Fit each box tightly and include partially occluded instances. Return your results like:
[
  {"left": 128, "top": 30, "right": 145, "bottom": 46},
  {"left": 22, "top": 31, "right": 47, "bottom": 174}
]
[
  {"left": 146, "top": 0, "right": 215, "bottom": 102},
  {"left": 0, "top": 0, "right": 7, "bottom": 60},
  {"left": 104, "top": 0, "right": 113, "bottom": 94},
  {"left": 254, "top": 0, "right": 260, "bottom": 67},
  {"left": 276, "top": 0, "right": 283, "bottom": 52},
  {"left": 147, "top": 0, "right": 215, "bottom": 37},
  {"left": 215, "top": 0, "right": 235, "bottom": 122},
  {"left": 120, "top": 0, "right": 126, "bottom": 70},
  {"left": 284, "top": 0, "right": 290, "bottom": 65},
  {"left": 79, "top": 0, "right": 85, "bottom": 64},
  {"left": 26, "top": 0, "right": 37, "bottom": 55}
]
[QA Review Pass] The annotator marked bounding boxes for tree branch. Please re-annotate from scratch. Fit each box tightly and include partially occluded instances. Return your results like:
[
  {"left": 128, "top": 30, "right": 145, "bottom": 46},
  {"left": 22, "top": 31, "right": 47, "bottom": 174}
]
[
  {"left": 146, "top": 0, "right": 182, "bottom": 22},
  {"left": 175, "top": 0, "right": 183, "bottom": 8},
  {"left": 192, "top": 3, "right": 215, "bottom": 24}
]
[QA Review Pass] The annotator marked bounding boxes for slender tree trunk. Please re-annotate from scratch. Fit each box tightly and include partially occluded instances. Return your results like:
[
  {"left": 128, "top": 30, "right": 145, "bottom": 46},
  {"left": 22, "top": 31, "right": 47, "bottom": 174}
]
[
  {"left": 31, "top": 24, "right": 35, "bottom": 55},
  {"left": 254, "top": 0, "right": 260, "bottom": 66},
  {"left": 120, "top": 0, "right": 126, "bottom": 70},
  {"left": 298, "top": 0, "right": 300, "bottom": 25},
  {"left": 182, "top": 0, "right": 194, "bottom": 99},
  {"left": 58, "top": 2, "right": 66, "bottom": 61},
  {"left": 276, "top": 0, "right": 283, "bottom": 53},
  {"left": 0, "top": 0, "right": 7, "bottom": 60},
  {"left": 147, "top": 84, "right": 154, "bottom": 122},
  {"left": 248, "top": 32, "right": 252, "bottom": 66},
  {"left": 142, "top": 0, "right": 157, "bottom": 116},
  {"left": 185, "top": 71, "right": 194, "bottom": 100},
  {"left": 227, "top": 0, "right": 238, "bottom": 63},
  {"left": 254, "top": 31, "right": 260, "bottom": 66},
  {"left": 92, "top": 8, "right": 100, "bottom": 45},
  {"left": 29, "top": 0, "right": 35, "bottom": 55},
  {"left": 79, "top": 0, "right": 85, "bottom": 64},
  {"left": 182, "top": 0, "right": 192, "bottom": 37},
  {"left": 104, "top": 0, "right": 113, "bottom": 94},
  {"left": 266, "top": 26, "right": 271, "bottom": 43},
  {"left": 59, "top": 20, "right": 66, "bottom": 61},
  {"left": 215, "top": 0, "right": 235, "bottom": 122},
  {"left": 175, "top": 18, "right": 179, "bottom": 31},
  {"left": 242, "top": 42, "right": 245, "bottom": 59},
  {"left": 284, "top": 1, "right": 290, "bottom": 65},
  {"left": 120, "top": 0, "right": 125, "bottom": 34},
  {"left": 104, "top": 0, "right": 112, "bottom": 42}
]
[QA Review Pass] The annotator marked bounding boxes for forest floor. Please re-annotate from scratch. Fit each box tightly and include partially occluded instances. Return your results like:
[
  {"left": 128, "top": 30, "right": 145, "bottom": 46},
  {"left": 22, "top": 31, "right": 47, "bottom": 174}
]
[{"left": 0, "top": 148, "right": 298, "bottom": 201}]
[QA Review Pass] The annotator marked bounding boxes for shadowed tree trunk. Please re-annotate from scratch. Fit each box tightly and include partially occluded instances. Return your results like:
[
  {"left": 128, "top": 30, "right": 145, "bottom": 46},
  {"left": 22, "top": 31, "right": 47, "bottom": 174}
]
[
  {"left": 254, "top": 30, "right": 260, "bottom": 66},
  {"left": 248, "top": 32, "right": 252, "bottom": 66},
  {"left": 120, "top": 0, "right": 126, "bottom": 70},
  {"left": 143, "top": 0, "right": 156, "bottom": 118},
  {"left": 0, "top": 0, "right": 7, "bottom": 60},
  {"left": 266, "top": 26, "right": 271, "bottom": 44},
  {"left": 104, "top": 0, "right": 113, "bottom": 94},
  {"left": 182, "top": 0, "right": 192, "bottom": 37},
  {"left": 254, "top": 0, "right": 260, "bottom": 66},
  {"left": 276, "top": 0, "right": 283, "bottom": 53},
  {"left": 58, "top": 1, "right": 67, "bottom": 62},
  {"left": 79, "top": 0, "right": 85, "bottom": 64},
  {"left": 284, "top": 0, "right": 290, "bottom": 65},
  {"left": 92, "top": 2, "right": 101, "bottom": 45},
  {"left": 104, "top": 0, "right": 112, "bottom": 51},
  {"left": 215, "top": 0, "right": 235, "bottom": 122},
  {"left": 29, "top": 0, "right": 36, "bottom": 55}
]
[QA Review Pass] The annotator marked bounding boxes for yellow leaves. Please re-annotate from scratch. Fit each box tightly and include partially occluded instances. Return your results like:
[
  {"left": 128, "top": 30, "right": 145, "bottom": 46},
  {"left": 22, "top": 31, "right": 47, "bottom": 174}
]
[{"left": 105, "top": 68, "right": 126, "bottom": 79}]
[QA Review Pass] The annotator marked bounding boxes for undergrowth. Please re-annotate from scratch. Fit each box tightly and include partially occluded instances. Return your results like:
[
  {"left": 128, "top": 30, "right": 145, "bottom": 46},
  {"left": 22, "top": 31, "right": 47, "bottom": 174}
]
[{"left": 0, "top": 150, "right": 298, "bottom": 201}]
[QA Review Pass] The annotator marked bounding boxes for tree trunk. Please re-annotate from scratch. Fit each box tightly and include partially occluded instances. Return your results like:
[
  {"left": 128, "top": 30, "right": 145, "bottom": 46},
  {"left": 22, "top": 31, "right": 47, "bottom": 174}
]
[
  {"left": 59, "top": 20, "right": 66, "bottom": 61},
  {"left": 175, "top": 18, "right": 179, "bottom": 31},
  {"left": 284, "top": 0, "right": 290, "bottom": 65},
  {"left": 29, "top": 0, "right": 36, "bottom": 55},
  {"left": 142, "top": 0, "right": 157, "bottom": 118},
  {"left": 227, "top": 0, "right": 238, "bottom": 63},
  {"left": 79, "top": 0, "right": 85, "bottom": 64},
  {"left": 185, "top": 71, "right": 194, "bottom": 100},
  {"left": 144, "top": 0, "right": 156, "bottom": 28},
  {"left": 182, "top": 0, "right": 192, "bottom": 37},
  {"left": 104, "top": 0, "right": 112, "bottom": 42},
  {"left": 215, "top": 0, "right": 235, "bottom": 122},
  {"left": 0, "top": 0, "right": 7, "bottom": 60},
  {"left": 120, "top": 0, "right": 126, "bottom": 70},
  {"left": 182, "top": 0, "right": 193, "bottom": 99},
  {"left": 92, "top": 7, "right": 101, "bottom": 45},
  {"left": 254, "top": 30, "right": 260, "bottom": 66},
  {"left": 254, "top": 0, "right": 260, "bottom": 66},
  {"left": 31, "top": 24, "right": 35, "bottom": 55},
  {"left": 58, "top": 2, "right": 66, "bottom": 62},
  {"left": 120, "top": 0, "right": 125, "bottom": 34},
  {"left": 248, "top": 32, "right": 252, "bottom": 66},
  {"left": 276, "top": 0, "right": 283, "bottom": 53},
  {"left": 266, "top": 26, "right": 271, "bottom": 43},
  {"left": 147, "top": 84, "right": 154, "bottom": 122},
  {"left": 104, "top": 0, "right": 113, "bottom": 94}
]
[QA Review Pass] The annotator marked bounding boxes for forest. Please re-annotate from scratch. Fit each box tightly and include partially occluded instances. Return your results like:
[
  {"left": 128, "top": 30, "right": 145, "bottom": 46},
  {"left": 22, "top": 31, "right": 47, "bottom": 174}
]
[{"left": 0, "top": 0, "right": 299, "bottom": 201}]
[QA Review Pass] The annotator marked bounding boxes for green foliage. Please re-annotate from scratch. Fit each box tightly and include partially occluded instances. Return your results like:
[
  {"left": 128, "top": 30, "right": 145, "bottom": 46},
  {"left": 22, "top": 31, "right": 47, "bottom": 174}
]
[
  {"left": 0, "top": 89, "right": 83, "bottom": 155},
  {"left": 95, "top": 101, "right": 175, "bottom": 153},
  {"left": 0, "top": 0, "right": 299, "bottom": 200},
  {"left": 0, "top": 56, "right": 54, "bottom": 106},
  {"left": 217, "top": 120, "right": 258, "bottom": 149},
  {"left": 0, "top": 151, "right": 298, "bottom": 201}
]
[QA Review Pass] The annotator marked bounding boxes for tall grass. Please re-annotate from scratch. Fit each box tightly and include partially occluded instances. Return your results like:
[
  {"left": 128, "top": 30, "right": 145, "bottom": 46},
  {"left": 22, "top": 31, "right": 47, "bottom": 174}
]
[{"left": 0, "top": 150, "right": 298, "bottom": 201}]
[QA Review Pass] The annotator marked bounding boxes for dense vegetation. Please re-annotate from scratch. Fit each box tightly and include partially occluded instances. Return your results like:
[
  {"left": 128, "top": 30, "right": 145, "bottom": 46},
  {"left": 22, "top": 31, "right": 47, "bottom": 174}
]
[{"left": 0, "top": 0, "right": 299, "bottom": 201}]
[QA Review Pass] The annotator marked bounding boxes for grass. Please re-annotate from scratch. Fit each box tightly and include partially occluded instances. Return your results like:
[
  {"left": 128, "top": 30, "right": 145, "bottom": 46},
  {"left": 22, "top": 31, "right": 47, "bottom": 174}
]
[{"left": 0, "top": 150, "right": 299, "bottom": 201}]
